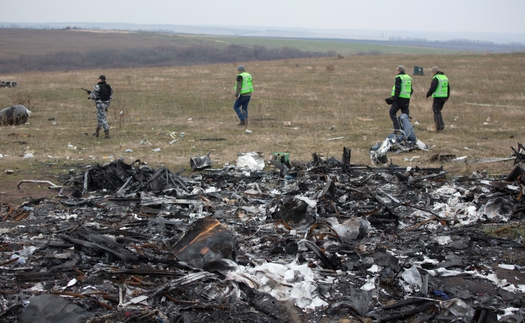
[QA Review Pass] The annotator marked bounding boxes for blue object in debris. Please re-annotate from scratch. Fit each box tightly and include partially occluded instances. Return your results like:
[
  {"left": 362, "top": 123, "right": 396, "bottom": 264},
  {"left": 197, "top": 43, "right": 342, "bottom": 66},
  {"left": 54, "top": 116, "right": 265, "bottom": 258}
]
[{"left": 432, "top": 290, "right": 450, "bottom": 300}]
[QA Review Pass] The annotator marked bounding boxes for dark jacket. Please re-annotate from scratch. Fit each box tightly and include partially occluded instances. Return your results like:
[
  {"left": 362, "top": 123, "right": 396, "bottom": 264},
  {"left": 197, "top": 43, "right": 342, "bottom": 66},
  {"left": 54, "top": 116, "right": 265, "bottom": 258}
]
[
  {"left": 426, "top": 71, "right": 450, "bottom": 99},
  {"left": 90, "top": 82, "right": 113, "bottom": 102}
]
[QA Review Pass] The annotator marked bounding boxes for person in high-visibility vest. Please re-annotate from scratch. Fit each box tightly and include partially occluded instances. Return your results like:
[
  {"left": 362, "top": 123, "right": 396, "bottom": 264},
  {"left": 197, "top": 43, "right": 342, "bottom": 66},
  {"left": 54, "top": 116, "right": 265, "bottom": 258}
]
[
  {"left": 233, "top": 65, "right": 253, "bottom": 126},
  {"left": 387, "top": 65, "right": 413, "bottom": 133},
  {"left": 426, "top": 66, "right": 450, "bottom": 132}
]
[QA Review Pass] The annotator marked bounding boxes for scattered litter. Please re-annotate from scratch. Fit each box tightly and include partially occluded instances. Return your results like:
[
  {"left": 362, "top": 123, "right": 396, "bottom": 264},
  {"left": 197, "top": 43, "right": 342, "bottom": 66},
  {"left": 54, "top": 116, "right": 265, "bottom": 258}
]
[
  {"left": 453, "top": 156, "right": 468, "bottom": 162},
  {"left": 139, "top": 137, "right": 152, "bottom": 145}
]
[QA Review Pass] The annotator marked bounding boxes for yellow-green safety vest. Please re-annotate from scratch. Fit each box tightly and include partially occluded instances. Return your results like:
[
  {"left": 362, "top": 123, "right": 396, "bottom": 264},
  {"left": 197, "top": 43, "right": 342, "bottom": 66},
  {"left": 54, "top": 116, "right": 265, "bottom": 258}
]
[
  {"left": 235, "top": 72, "right": 253, "bottom": 95},
  {"left": 391, "top": 74, "right": 412, "bottom": 99},
  {"left": 432, "top": 74, "right": 449, "bottom": 98}
]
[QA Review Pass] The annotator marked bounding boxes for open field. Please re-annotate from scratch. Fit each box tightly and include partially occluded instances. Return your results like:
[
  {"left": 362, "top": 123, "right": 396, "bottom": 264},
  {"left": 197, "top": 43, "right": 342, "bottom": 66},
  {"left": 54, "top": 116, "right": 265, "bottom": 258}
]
[
  {"left": 0, "top": 28, "right": 458, "bottom": 61},
  {"left": 1, "top": 39, "right": 525, "bottom": 203}
]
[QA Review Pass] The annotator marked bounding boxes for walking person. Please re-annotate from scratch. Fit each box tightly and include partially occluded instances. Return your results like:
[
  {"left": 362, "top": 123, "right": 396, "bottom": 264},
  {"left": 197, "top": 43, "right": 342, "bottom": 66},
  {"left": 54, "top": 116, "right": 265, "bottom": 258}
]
[
  {"left": 386, "top": 65, "right": 413, "bottom": 134},
  {"left": 88, "top": 75, "right": 113, "bottom": 139},
  {"left": 426, "top": 66, "right": 450, "bottom": 132},
  {"left": 233, "top": 65, "right": 253, "bottom": 126}
]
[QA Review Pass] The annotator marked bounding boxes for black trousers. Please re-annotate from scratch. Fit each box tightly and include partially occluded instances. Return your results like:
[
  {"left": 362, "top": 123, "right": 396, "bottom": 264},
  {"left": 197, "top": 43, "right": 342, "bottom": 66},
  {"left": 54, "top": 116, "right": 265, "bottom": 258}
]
[
  {"left": 389, "top": 98, "right": 410, "bottom": 130},
  {"left": 432, "top": 98, "right": 447, "bottom": 131}
]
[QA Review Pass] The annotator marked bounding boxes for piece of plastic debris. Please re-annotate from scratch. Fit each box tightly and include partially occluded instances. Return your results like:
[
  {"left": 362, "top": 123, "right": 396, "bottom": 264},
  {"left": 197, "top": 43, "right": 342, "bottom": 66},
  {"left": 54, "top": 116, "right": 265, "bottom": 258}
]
[
  {"left": 10, "top": 254, "right": 25, "bottom": 265},
  {"left": 237, "top": 152, "right": 265, "bottom": 171},
  {"left": 433, "top": 290, "right": 450, "bottom": 300}
]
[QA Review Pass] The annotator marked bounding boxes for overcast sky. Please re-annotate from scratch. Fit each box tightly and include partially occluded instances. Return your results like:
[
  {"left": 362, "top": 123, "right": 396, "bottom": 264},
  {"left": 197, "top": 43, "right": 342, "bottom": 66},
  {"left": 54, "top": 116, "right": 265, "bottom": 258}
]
[{"left": 1, "top": 0, "right": 524, "bottom": 34}]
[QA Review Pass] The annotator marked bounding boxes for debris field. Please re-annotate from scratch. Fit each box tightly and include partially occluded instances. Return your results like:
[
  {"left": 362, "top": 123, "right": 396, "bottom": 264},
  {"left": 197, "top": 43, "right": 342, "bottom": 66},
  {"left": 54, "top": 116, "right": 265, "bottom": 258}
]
[{"left": 1, "top": 146, "right": 525, "bottom": 323}]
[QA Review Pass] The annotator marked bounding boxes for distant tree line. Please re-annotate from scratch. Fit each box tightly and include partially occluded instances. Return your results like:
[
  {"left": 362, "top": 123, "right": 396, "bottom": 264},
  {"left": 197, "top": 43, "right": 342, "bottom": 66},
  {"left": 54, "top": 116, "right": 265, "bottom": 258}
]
[
  {"left": 387, "top": 37, "right": 525, "bottom": 53},
  {"left": 0, "top": 43, "right": 334, "bottom": 73}
]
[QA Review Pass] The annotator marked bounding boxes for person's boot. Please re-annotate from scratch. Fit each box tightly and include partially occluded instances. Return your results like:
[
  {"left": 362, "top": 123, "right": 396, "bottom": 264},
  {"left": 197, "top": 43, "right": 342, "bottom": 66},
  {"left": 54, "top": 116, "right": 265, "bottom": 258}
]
[
  {"left": 92, "top": 126, "right": 101, "bottom": 137},
  {"left": 104, "top": 129, "right": 110, "bottom": 139}
]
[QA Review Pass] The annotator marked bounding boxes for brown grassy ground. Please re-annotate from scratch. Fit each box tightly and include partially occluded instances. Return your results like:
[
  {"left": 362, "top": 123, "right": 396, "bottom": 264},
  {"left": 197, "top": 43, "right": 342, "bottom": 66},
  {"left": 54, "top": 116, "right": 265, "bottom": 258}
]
[{"left": 1, "top": 48, "right": 525, "bottom": 203}]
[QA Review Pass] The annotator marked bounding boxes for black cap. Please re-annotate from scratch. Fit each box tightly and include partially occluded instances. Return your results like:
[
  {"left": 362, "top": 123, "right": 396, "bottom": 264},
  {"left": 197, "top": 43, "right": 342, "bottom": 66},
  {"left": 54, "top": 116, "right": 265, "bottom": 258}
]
[{"left": 99, "top": 75, "right": 106, "bottom": 81}]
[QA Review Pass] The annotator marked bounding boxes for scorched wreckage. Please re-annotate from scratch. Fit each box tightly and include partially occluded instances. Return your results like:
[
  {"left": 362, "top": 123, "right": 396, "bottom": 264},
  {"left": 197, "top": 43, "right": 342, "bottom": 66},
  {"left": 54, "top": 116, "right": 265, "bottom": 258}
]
[{"left": 1, "top": 146, "right": 525, "bottom": 323}]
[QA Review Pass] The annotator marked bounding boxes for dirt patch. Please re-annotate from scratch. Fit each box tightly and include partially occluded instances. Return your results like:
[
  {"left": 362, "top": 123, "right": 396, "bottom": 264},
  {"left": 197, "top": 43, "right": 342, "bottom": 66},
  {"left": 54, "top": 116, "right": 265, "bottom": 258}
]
[{"left": 0, "top": 178, "right": 58, "bottom": 205}]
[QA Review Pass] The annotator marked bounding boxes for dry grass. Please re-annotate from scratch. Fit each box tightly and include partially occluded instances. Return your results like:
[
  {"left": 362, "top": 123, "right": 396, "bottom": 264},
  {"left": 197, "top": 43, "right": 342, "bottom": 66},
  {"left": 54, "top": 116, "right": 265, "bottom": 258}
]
[
  {"left": 1, "top": 51, "right": 525, "bottom": 191},
  {"left": 0, "top": 29, "right": 188, "bottom": 58}
]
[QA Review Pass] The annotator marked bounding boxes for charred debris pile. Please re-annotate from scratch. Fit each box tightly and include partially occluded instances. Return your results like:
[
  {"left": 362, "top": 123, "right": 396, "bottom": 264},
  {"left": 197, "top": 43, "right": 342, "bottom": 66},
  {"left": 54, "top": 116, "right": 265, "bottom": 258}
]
[{"left": 2, "top": 146, "right": 525, "bottom": 323}]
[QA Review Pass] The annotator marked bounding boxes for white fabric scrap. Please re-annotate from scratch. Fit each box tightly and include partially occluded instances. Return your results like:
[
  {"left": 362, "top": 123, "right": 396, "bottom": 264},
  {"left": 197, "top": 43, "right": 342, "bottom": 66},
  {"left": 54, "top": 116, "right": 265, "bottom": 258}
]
[
  {"left": 413, "top": 256, "right": 440, "bottom": 267},
  {"left": 360, "top": 276, "right": 376, "bottom": 291},
  {"left": 400, "top": 265, "right": 422, "bottom": 292},
  {"left": 498, "top": 264, "right": 515, "bottom": 270},
  {"left": 367, "top": 264, "right": 381, "bottom": 273},
  {"left": 225, "top": 260, "right": 328, "bottom": 313},
  {"left": 499, "top": 307, "right": 522, "bottom": 321},
  {"left": 295, "top": 196, "right": 317, "bottom": 208},
  {"left": 433, "top": 236, "right": 452, "bottom": 245},
  {"left": 237, "top": 152, "right": 265, "bottom": 171}
]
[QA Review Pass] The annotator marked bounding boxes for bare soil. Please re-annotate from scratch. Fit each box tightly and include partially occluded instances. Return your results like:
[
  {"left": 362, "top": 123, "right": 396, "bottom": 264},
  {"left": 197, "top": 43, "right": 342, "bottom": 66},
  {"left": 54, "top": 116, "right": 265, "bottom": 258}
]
[{"left": 0, "top": 176, "right": 59, "bottom": 205}]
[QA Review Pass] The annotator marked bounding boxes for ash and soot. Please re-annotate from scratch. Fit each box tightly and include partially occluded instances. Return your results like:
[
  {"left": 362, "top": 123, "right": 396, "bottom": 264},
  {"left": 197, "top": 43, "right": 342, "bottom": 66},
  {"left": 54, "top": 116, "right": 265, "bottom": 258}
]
[{"left": 1, "top": 146, "right": 525, "bottom": 323}]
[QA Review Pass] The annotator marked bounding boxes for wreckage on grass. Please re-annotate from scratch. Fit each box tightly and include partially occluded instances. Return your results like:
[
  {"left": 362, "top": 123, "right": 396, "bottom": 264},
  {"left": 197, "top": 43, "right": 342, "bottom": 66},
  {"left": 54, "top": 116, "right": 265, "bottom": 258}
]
[
  {"left": 370, "top": 113, "right": 428, "bottom": 165},
  {"left": 1, "top": 146, "right": 525, "bottom": 322},
  {"left": 0, "top": 104, "right": 30, "bottom": 126},
  {"left": 0, "top": 80, "right": 17, "bottom": 88}
]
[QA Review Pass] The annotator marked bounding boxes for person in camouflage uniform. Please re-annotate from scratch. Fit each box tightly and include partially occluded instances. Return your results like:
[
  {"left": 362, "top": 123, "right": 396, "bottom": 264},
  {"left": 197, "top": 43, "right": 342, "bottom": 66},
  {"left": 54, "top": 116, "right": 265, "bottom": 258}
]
[{"left": 88, "top": 75, "right": 113, "bottom": 139}]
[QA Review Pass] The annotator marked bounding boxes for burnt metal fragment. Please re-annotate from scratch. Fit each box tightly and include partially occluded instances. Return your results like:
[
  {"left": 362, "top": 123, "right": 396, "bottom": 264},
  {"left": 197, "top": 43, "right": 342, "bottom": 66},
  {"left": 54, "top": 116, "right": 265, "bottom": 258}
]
[
  {"left": 190, "top": 151, "right": 212, "bottom": 172},
  {"left": 173, "top": 216, "right": 235, "bottom": 269}
]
